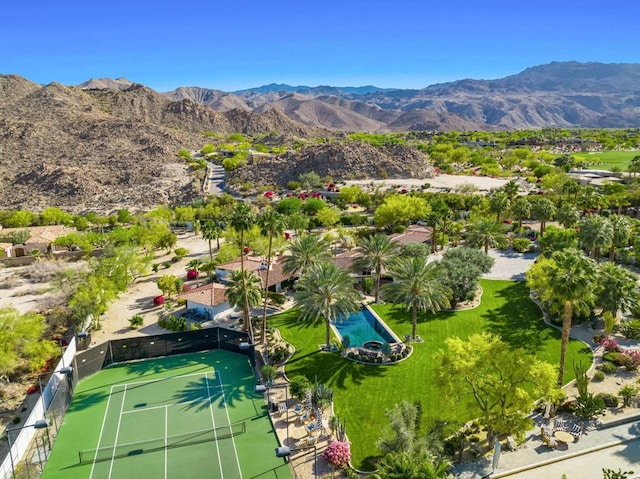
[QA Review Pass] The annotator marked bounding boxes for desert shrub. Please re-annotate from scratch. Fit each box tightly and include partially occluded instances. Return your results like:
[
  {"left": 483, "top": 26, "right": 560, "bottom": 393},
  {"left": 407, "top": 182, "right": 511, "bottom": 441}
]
[
  {"left": 174, "top": 247, "right": 188, "bottom": 259},
  {"left": 596, "top": 392, "right": 619, "bottom": 408},
  {"left": 261, "top": 365, "right": 277, "bottom": 385},
  {"left": 620, "top": 349, "right": 640, "bottom": 371},
  {"left": 158, "top": 314, "right": 187, "bottom": 331},
  {"left": 129, "top": 314, "right": 143, "bottom": 329},
  {"left": 600, "top": 361, "right": 618, "bottom": 374},
  {"left": 620, "top": 320, "right": 640, "bottom": 340},
  {"left": 361, "top": 276, "right": 374, "bottom": 295},
  {"left": 311, "top": 383, "right": 334, "bottom": 409},
  {"left": 153, "top": 295, "right": 165, "bottom": 306},
  {"left": 0, "top": 277, "right": 20, "bottom": 289},
  {"left": 288, "top": 376, "right": 312, "bottom": 402},
  {"left": 512, "top": 237, "right": 533, "bottom": 253},
  {"left": 575, "top": 393, "right": 606, "bottom": 419},
  {"left": 619, "top": 385, "right": 638, "bottom": 407},
  {"left": 604, "top": 352, "right": 626, "bottom": 365},
  {"left": 268, "top": 344, "right": 290, "bottom": 364},
  {"left": 593, "top": 370, "right": 606, "bottom": 381},
  {"left": 267, "top": 291, "right": 287, "bottom": 307}
]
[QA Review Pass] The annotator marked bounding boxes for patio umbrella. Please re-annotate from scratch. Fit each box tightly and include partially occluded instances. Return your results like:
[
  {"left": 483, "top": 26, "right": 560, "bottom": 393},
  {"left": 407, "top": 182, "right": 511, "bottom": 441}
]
[
  {"left": 305, "top": 389, "right": 313, "bottom": 410},
  {"left": 492, "top": 439, "right": 501, "bottom": 471},
  {"left": 315, "top": 408, "right": 323, "bottom": 433}
]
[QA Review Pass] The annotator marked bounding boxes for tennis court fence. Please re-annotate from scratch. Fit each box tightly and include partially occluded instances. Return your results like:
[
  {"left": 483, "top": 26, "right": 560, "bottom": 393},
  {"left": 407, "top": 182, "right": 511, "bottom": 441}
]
[{"left": 78, "top": 421, "right": 246, "bottom": 464}]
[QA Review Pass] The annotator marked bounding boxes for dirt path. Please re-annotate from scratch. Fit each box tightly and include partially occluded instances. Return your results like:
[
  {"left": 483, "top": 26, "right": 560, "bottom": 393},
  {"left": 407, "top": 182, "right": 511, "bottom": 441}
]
[{"left": 96, "top": 233, "right": 211, "bottom": 345}]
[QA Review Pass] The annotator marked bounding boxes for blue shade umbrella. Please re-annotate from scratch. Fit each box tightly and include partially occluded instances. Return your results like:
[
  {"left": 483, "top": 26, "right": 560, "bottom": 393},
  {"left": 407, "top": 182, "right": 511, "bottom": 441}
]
[
  {"left": 315, "top": 408, "right": 323, "bottom": 433},
  {"left": 492, "top": 439, "right": 501, "bottom": 471}
]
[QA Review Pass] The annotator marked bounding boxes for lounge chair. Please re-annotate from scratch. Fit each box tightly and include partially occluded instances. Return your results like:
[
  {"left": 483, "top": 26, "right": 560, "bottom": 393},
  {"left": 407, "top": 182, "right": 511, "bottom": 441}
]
[
  {"left": 278, "top": 402, "right": 287, "bottom": 414},
  {"left": 570, "top": 424, "right": 582, "bottom": 441}
]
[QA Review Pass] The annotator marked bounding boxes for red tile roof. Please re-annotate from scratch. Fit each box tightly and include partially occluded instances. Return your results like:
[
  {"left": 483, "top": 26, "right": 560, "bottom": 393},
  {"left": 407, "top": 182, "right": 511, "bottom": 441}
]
[
  {"left": 389, "top": 225, "right": 432, "bottom": 245},
  {"left": 178, "top": 282, "right": 228, "bottom": 307}
]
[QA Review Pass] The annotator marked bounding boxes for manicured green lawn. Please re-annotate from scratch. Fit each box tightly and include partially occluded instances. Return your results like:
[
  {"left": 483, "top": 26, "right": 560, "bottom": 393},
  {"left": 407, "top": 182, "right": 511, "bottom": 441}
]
[
  {"left": 572, "top": 150, "right": 640, "bottom": 171},
  {"left": 270, "top": 279, "right": 592, "bottom": 470}
]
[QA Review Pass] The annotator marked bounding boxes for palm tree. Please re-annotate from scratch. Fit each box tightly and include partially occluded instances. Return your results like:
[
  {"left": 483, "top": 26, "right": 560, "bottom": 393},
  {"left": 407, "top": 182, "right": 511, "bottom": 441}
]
[
  {"left": 283, "top": 234, "right": 332, "bottom": 277},
  {"left": 608, "top": 214, "right": 631, "bottom": 262},
  {"left": 556, "top": 204, "right": 581, "bottom": 228},
  {"left": 228, "top": 203, "right": 256, "bottom": 333},
  {"left": 225, "top": 270, "right": 262, "bottom": 324},
  {"left": 201, "top": 219, "right": 223, "bottom": 263},
  {"left": 293, "top": 261, "right": 361, "bottom": 351},
  {"left": 596, "top": 262, "right": 640, "bottom": 318},
  {"left": 383, "top": 257, "right": 452, "bottom": 341},
  {"left": 352, "top": 234, "right": 399, "bottom": 303},
  {"left": 510, "top": 196, "right": 531, "bottom": 229},
  {"left": 489, "top": 191, "right": 509, "bottom": 221},
  {"left": 530, "top": 197, "right": 556, "bottom": 237},
  {"left": 257, "top": 209, "right": 286, "bottom": 342},
  {"left": 527, "top": 248, "right": 597, "bottom": 385},
  {"left": 465, "top": 217, "right": 509, "bottom": 253},
  {"left": 578, "top": 215, "right": 613, "bottom": 261}
]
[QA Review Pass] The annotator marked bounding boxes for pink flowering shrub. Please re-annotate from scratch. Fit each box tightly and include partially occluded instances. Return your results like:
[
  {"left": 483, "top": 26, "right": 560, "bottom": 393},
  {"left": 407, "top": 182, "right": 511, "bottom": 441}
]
[
  {"left": 322, "top": 440, "right": 350, "bottom": 469},
  {"left": 621, "top": 349, "right": 640, "bottom": 371},
  {"left": 153, "top": 295, "right": 165, "bottom": 306},
  {"left": 186, "top": 269, "right": 199, "bottom": 280},
  {"left": 601, "top": 338, "right": 621, "bottom": 352}
]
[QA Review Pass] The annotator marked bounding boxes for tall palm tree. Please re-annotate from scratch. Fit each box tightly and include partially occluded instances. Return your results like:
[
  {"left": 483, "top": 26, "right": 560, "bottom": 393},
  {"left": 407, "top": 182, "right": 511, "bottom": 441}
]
[
  {"left": 257, "top": 209, "right": 286, "bottom": 342},
  {"left": 527, "top": 248, "right": 597, "bottom": 385},
  {"left": 608, "top": 214, "right": 631, "bottom": 262},
  {"left": 530, "top": 197, "right": 556, "bottom": 237},
  {"left": 293, "top": 261, "right": 361, "bottom": 351},
  {"left": 578, "top": 215, "right": 613, "bottom": 261},
  {"left": 383, "top": 257, "right": 452, "bottom": 341},
  {"left": 225, "top": 270, "right": 262, "bottom": 324},
  {"left": 201, "top": 219, "right": 223, "bottom": 263},
  {"left": 510, "top": 196, "right": 531, "bottom": 229},
  {"left": 283, "top": 234, "right": 332, "bottom": 278},
  {"left": 596, "top": 262, "right": 640, "bottom": 318},
  {"left": 228, "top": 203, "right": 256, "bottom": 333},
  {"left": 465, "top": 217, "right": 509, "bottom": 253},
  {"left": 352, "top": 234, "right": 399, "bottom": 303}
]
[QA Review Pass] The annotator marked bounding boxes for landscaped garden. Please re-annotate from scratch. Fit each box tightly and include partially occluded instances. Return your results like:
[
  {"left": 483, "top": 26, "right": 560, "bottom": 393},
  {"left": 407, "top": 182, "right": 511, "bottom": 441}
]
[{"left": 270, "top": 279, "right": 593, "bottom": 470}]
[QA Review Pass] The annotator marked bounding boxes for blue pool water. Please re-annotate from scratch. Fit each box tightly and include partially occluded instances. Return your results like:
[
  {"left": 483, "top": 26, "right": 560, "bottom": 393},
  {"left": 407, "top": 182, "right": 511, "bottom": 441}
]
[{"left": 334, "top": 308, "right": 397, "bottom": 347}]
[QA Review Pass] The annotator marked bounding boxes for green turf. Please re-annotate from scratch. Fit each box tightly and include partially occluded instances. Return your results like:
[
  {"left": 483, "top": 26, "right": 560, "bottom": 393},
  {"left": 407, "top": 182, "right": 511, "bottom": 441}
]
[
  {"left": 42, "top": 350, "right": 291, "bottom": 479},
  {"left": 572, "top": 150, "right": 640, "bottom": 171},
  {"left": 271, "top": 279, "right": 592, "bottom": 470}
]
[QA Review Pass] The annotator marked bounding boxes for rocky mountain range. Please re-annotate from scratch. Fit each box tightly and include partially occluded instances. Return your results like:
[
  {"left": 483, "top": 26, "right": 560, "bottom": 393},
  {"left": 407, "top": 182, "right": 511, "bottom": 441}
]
[
  {"left": 2, "top": 62, "right": 640, "bottom": 212},
  {"left": 166, "top": 62, "right": 640, "bottom": 132},
  {"left": 0, "top": 75, "right": 322, "bottom": 212}
]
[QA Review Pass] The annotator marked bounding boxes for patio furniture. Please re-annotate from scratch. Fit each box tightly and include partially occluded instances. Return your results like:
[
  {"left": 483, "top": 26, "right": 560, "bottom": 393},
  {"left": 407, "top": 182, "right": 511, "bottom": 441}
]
[
  {"left": 553, "top": 430, "right": 574, "bottom": 443},
  {"left": 570, "top": 424, "right": 583, "bottom": 441}
]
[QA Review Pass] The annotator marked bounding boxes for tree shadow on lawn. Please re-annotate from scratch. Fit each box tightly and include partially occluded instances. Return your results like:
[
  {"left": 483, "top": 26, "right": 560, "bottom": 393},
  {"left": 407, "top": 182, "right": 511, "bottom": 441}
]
[
  {"left": 285, "top": 349, "right": 387, "bottom": 390},
  {"left": 482, "top": 282, "right": 554, "bottom": 352}
]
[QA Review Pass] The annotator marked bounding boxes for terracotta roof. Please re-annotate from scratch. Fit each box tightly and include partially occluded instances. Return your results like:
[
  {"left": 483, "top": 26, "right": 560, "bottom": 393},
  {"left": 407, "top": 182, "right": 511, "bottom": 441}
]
[
  {"left": 217, "top": 255, "right": 294, "bottom": 288},
  {"left": 178, "top": 282, "right": 228, "bottom": 307},
  {"left": 389, "top": 225, "right": 432, "bottom": 245},
  {"left": 333, "top": 250, "right": 362, "bottom": 271},
  {"left": 0, "top": 225, "right": 74, "bottom": 244}
]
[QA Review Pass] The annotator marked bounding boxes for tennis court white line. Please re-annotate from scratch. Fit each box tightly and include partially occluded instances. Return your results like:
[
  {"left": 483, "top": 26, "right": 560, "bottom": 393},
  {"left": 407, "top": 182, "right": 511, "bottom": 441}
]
[
  {"left": 89, "top": 384, "right": 117, "bottom": 479},
  {"left": 107, "top": 383, "right": 128, "bottom": 479},
  {"left": 217, "top": 372, "right": 243, "bottom": 479},
  {"left": 164, "top": 406, "right": 168, "bottom": 479},
  {"left": 204, "top": 371, "right": 225, "bottom": 479},
  {"left": 121, "top": 398, "right": 205, "bottom": 414},
  {"left": 115, "top": 370, "right": 210, "bottom": 388}
]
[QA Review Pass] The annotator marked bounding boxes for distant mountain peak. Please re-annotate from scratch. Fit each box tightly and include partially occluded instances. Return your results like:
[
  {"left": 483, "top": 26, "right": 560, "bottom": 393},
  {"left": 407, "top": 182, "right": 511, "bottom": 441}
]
[{"left": 77, "top": 77, "right": 136, "bottom": 90}]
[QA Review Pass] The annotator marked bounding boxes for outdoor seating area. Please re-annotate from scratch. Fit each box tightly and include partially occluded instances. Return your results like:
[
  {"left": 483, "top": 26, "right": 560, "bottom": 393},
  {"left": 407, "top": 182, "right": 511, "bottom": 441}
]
[
  {"left": 540, "top": 417, "right": 583, "bottom": 448},
  {"left": 269, "top": 388, "right": 329, "bottom": 452}
]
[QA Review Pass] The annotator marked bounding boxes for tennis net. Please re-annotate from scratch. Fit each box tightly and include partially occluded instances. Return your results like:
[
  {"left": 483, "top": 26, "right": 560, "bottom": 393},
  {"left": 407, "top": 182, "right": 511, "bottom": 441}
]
[{"left": 78, "top": 421, "right": 246, "bottom": 464}]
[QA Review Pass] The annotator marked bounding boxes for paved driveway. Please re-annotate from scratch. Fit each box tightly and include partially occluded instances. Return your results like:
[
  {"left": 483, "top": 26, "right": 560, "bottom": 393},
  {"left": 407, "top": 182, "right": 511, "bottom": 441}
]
[{"left": 483, "top": 248, "right": 539, "bottom": 281}]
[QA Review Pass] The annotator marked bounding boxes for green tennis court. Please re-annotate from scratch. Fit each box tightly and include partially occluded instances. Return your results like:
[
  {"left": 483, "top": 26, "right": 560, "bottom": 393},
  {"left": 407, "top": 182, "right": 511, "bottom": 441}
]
[{"left": 42, "top": 350, "right": 291, "bottom": 479}]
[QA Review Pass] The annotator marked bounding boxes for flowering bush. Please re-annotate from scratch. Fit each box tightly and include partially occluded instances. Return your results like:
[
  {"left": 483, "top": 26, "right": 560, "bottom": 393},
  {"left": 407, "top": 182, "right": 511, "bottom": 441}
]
[
  {"left": 322, "top": 440, "right": 350, "bottom": 469},
  {"left": 601, "top": 338, "right": 621, "bottom": 353},
  {"left": 621, "top": 349, "right": 640, "bottom": 371},
  {"left": 186, "top": 269, "right": 199, "bottom": 280},
  {"left": 153, "top": 295, "right": 165, "bottom": 306}
]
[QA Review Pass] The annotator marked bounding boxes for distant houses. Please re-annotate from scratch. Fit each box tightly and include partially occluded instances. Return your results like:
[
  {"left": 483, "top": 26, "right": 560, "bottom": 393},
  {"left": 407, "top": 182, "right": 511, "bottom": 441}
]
[{"left": 0, "top": 225, "right": 75, "bottom": 258}]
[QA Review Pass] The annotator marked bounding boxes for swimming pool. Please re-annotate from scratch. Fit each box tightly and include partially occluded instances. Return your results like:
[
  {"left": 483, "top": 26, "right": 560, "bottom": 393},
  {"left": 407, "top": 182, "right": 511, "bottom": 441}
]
[{"left": 333, "top": 306, "right": 400, "bottom": 348}]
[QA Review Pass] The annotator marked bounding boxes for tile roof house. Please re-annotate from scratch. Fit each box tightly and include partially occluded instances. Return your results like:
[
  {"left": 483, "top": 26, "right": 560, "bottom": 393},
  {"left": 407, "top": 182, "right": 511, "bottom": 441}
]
[
  {"left": 0, "top": 225, "right": 75, "bottom": 257},
  {"left": 215, "top": 255, "right": 294, "bottom": 292},
  {"left": 177, "top": 282, "right": 229, "bottom": 320},
  {"left": 389, "top": 225, "right": 432, "bottom": 246}
]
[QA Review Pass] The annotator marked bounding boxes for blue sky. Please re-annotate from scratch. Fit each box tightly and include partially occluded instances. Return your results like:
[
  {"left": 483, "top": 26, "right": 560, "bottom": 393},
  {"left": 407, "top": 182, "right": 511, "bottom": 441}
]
[{"left": 1, "top": 0, "right": 637, "bottom": 92}]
